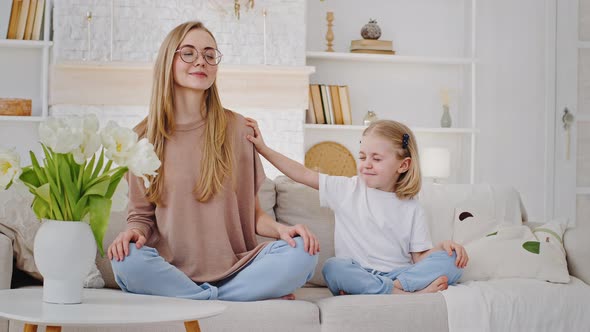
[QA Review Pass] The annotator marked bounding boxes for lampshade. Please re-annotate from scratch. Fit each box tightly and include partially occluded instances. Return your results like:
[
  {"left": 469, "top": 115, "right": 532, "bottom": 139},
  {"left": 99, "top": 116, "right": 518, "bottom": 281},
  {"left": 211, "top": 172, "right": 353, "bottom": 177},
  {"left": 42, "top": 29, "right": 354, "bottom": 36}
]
[{"left": 421, "top": 147, "right": 451, "bottom": 179}]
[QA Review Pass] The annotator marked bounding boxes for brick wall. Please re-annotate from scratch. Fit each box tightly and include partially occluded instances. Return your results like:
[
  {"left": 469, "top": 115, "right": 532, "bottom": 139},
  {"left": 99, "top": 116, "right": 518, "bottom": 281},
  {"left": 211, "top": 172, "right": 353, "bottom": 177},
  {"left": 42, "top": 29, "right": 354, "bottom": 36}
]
[{"left": 52, "top": 0, "right": 306, "bottom": 65}]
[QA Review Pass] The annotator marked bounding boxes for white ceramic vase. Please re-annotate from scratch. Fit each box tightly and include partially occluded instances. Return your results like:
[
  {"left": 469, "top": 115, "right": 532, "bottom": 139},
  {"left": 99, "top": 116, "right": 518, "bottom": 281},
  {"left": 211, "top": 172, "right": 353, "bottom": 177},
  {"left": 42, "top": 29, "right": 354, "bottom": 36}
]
[{"left": 33, "top": 219, "right": 96, "bottom": 304}]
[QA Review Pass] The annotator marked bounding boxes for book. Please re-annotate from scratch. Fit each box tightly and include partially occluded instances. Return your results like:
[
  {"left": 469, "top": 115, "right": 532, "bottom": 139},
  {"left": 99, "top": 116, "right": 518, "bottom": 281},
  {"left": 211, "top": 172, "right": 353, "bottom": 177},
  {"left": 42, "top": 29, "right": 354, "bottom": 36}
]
[
  {"left": 338, "top": 86, "right": 352, "bottom": 125},
  {"left": 323, "top": 84, "right": 335, "bottom": 125},
  {"left": 306, "top": 85, "right": 317, "bottom": 124},
  {"left": 0, "top": 98, "right": 32, "bottom": 116},
  {"left": 350, "top": 39, "right": 393, "bottom": 51},
  {"left": 23, "top": 0, "right": 37, "bottom": 40},
  {"left": 329, "top": 85, "right": 343, "bottom": 125},
  {"left": 0, "top": 0, "right": 13, "bottom": 38},
  {"left": 7, "top": 0, "right": 23, "bottom": 39},
  {"left": 351, "top": 49, "right": 396, "bottom": 55},
  {"left": 15, "top": 0, "right": 30, "bottom": 40},
  {"left": 309, "top": 84, "right": 325, "bottom": 124},
  {"left": 31, "top": 0, "right": 44, "bottom": 40}
]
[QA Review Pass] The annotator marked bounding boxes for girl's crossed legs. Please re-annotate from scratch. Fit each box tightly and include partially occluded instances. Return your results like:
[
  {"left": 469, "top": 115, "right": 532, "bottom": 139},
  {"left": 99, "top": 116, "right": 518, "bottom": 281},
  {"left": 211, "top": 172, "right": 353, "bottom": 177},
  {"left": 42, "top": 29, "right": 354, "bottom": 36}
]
[{"left": 322, "top": 251, "right": 463, "bottom": 295}]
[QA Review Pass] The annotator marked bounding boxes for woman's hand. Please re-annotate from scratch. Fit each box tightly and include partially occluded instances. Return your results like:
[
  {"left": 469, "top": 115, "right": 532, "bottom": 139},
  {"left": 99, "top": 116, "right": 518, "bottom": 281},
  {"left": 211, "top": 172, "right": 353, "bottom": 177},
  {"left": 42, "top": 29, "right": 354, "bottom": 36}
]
[
  {"left": 440, "top": 240, "right": 469, "bottom": 268},
  {"left": 107, "top": 228, "right": 147, "bottom": 261},
  {"left": 278, "top": 223, "right": 320, "bottom": 256},
  {"left": 245, "top": 117, "right": 267, "bottom": 152}
]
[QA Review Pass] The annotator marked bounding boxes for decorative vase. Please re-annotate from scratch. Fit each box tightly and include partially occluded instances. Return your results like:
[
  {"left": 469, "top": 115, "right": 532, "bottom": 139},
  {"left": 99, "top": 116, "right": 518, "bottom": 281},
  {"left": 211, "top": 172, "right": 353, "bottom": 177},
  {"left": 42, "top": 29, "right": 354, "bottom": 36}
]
[
  {"left": 363, "top": 111, "right": 378, "bottom": 126},
  {"left": 440, "top": 105, "right": 452, "bottom": 128},
  {"left": 33, "top": 219, "right": 96, "bottom": 304},
  {"left": 361, "top": 19, "right": 381, "bottom": 40}
]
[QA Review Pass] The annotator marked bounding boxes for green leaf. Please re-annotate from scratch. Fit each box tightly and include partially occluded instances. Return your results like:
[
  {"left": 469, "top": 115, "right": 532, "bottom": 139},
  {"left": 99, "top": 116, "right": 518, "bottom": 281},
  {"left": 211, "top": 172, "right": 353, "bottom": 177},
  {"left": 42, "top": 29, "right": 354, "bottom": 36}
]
[
  {"left": 58, "top": 157, "right": 80, "bottom": 219},
  {"left": 73, "top": 196, "right": 89, "bottom": 221},
  {"left": 29, "top": 152, "right": 47, "bottom": 184},
  {"left": 19, "top": 167, "right": 41, "bottom": 187},
  {"left": 105, "top": 167, "right": 128, "bottom": 199},
  {"left": 83, "top": 154, "right": 96, "bottom": 188},
  {"left": 522, "top": 241, "right": 540, "bottom": 254},
  {"left": 35, "top": 183, "right": 51, "bottom": 203},
  {"left": 486, "top": 231, "right": 498, "bottom": 237},
  {"left": 91, "top": 149, "right": 105, "bottom": 180},
  {"left": 82, "top": 177, "right": 111, "bottom": 198},
  {"left": 32, "top": 197, "right": 51, "bottom": 220},
  {"left": 88, "top": 196, "right": 112, "bottom": 257}
]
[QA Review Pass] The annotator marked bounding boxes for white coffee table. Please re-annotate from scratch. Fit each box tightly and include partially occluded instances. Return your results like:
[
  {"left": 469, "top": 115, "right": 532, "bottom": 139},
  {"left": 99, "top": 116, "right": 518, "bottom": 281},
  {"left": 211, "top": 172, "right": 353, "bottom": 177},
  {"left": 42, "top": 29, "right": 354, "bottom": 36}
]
[{"left": 0, "top": 288, "right": 226, "bottom": 332}]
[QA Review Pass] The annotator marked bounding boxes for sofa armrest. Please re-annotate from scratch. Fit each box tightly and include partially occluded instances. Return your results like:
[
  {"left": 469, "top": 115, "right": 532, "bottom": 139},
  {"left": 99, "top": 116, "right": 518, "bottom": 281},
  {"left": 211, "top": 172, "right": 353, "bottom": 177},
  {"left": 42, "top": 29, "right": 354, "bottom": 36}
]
[
  {"left": 0, "top": 233, "right": 13, "bottom": 289},
  {"left": 564, "top": 221, "right": 590, "bottom": 285}
]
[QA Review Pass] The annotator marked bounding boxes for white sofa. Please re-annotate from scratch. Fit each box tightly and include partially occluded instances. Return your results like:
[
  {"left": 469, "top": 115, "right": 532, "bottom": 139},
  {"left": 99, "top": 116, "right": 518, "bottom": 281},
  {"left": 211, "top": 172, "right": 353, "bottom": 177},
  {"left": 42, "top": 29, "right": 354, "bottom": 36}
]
[{"left": 1, "top": 176, "right": 589, "bottom": 332}]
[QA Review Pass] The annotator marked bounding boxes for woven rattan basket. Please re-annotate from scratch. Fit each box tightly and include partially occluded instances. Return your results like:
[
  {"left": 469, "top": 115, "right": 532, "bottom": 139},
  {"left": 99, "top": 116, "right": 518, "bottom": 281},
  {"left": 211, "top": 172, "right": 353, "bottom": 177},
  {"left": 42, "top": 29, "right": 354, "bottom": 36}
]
[{"left": 305, "top": 141, "right": 357, "bottom": 177}]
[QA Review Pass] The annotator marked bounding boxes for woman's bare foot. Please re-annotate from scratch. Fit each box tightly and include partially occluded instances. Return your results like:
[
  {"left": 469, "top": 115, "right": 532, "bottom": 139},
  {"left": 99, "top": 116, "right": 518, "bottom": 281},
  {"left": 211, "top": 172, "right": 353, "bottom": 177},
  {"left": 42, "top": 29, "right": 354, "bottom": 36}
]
[
  {"left": 392, "top": 276, "right": 449, "bottom": 295},
  {"left": 339, "top": 290, "right": 348, "bottom": 295}
]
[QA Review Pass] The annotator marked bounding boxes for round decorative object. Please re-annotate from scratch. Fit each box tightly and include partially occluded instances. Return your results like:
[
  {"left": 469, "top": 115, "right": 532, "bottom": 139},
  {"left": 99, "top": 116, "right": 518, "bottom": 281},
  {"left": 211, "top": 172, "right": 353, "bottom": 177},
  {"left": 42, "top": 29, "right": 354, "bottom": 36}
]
[
  {"left": 363, "top": 110, "right": 378, "bottom": 126},
  {"left": 305, "top": 141, "right": 357, "bottom": 177},
  {"left": 34, "top": 219, "right": 96, "bottom": 304},
  {"left": 361, "top": 19, "right": 381, "bottom": 40}
]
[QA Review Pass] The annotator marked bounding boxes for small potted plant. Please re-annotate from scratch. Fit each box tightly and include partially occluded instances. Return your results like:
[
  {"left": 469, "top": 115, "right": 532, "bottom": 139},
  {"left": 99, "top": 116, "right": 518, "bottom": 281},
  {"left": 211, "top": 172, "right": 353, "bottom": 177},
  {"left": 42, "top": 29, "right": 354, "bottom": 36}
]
[{"left": 0, "top": 114, "right": 160, "bottom": 304}]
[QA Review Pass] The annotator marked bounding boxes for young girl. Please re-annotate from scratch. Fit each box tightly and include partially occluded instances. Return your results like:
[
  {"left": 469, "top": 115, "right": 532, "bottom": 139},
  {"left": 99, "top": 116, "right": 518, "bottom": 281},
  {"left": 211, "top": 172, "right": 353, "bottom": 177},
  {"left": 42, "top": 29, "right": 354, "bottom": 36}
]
[
  {"left": 107, "top": 21, "right": 319, "bottom": 302},
  {"left": 246, "top": 119, "right": 467, "bottom": 295}
]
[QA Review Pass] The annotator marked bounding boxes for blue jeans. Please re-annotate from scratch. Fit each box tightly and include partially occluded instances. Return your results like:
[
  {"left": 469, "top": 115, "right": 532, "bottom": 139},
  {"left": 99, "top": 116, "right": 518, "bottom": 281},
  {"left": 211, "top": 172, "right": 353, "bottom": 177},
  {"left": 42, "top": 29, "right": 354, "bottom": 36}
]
[
  {"left": 322, "top": 251, "right": 463, "bottom": 295},
  {"left": 111, "top": 237, "right": 318, "bottom": 301}
]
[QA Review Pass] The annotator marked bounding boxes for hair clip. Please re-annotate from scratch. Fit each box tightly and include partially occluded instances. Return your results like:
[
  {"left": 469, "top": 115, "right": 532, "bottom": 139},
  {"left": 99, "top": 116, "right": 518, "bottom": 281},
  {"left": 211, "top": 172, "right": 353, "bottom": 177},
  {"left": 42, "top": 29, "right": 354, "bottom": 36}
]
[{"left": 402, "top": 133, "right": 410, "bottom": 149}]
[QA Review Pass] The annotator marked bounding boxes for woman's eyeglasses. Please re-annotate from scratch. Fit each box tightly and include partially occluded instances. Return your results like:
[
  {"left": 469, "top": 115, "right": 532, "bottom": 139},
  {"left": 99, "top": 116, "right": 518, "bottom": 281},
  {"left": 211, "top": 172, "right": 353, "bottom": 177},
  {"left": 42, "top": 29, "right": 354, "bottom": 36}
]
[{"left": 175, "top": 46, "right": 223, "bottom": 66}]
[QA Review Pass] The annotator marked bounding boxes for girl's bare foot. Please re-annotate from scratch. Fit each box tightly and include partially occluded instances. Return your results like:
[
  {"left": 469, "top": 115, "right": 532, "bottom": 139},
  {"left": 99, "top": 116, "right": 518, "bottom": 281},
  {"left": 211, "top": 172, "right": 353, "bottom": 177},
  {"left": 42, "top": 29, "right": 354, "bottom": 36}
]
[
  {"left": 338, "top": 290, "right": 348, "bottom": 295},
  {"left": 392, "top": 276, "right": 449, "bottom": 294},
  {"left": 278, "top": 293, "right": 296, "bottom": 300}
]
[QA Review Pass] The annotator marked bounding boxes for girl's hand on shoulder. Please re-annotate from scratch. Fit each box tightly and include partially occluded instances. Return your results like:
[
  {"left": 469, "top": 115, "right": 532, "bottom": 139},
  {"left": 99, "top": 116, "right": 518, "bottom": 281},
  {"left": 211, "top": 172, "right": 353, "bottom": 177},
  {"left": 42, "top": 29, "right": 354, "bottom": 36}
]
[
  {"left": 440, "top": 240, "right": 469, "bottom": 268},
  {"left": 245, "top": 117, "right": 267, "bottom": 151},
  {"left": 278, "top": 224, "right": 320, "bottom": 256},
  {"left": 107, "top": 229, "right": 147, "bottom": 262}
]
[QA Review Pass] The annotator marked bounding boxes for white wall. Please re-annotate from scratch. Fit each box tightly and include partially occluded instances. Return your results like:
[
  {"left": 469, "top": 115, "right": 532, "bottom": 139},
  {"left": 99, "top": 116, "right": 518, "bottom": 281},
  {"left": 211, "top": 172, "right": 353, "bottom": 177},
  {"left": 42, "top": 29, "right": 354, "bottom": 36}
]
[{"left": 475, "top": 0, "right": 548, "bottom": 220}]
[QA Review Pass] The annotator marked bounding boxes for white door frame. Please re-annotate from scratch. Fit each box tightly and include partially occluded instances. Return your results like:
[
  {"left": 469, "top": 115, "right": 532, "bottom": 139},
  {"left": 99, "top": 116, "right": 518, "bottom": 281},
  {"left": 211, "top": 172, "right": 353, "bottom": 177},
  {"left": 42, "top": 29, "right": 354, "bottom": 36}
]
[{"left": 549, "top": 0, "right": 578, "bottom": 225}]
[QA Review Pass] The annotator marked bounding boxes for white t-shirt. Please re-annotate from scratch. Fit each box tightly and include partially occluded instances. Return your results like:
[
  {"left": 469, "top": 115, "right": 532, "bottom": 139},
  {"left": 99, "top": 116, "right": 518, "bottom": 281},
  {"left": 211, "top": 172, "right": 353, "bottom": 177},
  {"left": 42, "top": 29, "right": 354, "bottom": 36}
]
[{"left": 319, "top": 174, "right": 433, "bottom": 272}]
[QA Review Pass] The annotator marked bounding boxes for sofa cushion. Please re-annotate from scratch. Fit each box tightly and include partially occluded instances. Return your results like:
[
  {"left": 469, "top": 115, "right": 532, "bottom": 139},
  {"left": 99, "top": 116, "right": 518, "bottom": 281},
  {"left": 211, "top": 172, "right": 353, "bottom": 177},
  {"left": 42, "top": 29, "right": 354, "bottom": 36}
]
[
  {"left": 274, "top": 176, "right": 335, "bottom": 286},
  {"left": 419, "top": 183, "right": 525, "bottom": 245},
  {"left": 316, "top": 293, "right": 448, "bottom": 332},
  {"left": 460, "top": 222, "right": 570, "bottom": 283}
]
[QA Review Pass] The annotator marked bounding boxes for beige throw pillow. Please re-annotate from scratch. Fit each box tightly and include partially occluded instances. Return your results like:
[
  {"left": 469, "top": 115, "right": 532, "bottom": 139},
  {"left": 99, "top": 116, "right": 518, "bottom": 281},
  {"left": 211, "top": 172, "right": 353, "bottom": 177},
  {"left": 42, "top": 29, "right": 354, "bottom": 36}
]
[{"left": 460, "top": 222, "right": 570, "bottom": 283}]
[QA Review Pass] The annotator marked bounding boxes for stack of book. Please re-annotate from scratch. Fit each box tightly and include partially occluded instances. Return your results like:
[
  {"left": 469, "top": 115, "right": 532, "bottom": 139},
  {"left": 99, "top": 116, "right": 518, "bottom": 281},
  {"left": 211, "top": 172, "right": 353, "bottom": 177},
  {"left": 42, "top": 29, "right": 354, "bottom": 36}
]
[
  {"left": 350, "top": 39, "right": 395, "bottom": 55},
  {"left": 1, "top": 0, "right": 46, "bottom": 40},
  {"left": 307, "top": 84, "right": 352, "bottom": 125}
]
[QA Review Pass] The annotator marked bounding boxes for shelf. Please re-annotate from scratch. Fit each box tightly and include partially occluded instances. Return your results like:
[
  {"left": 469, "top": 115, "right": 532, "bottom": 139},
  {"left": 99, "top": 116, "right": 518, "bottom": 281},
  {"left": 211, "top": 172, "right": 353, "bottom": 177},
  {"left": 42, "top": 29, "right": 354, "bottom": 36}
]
[
  {"left": 577, "top": 187, "right": 590, "bottom": 195},
  {"left": 0, "top": 116, "right": 45, "bottom": 122},
  {"left": 306, "top": 52, "right": 475, "bottom": 65},
  {"left": 0, "top": 39, "right": 53, "bottom": 49},
  {"left": 304, "top": 124, "right": 478, "bottom": 134}
]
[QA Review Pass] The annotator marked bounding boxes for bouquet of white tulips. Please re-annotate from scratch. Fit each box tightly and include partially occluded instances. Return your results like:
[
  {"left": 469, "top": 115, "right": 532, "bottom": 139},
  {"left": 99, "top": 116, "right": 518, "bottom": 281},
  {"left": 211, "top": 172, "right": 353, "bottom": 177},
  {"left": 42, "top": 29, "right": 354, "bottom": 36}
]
[{"left": 0, "top": 114, "right": 161, "bottom": 256}]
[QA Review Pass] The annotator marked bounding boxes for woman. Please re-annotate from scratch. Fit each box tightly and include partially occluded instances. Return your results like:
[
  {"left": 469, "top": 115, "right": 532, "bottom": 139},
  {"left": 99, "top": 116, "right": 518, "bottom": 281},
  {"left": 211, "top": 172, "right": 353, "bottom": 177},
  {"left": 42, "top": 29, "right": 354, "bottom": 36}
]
[{"left": 108, "top": 21, "right": 319, "bottom": 301}]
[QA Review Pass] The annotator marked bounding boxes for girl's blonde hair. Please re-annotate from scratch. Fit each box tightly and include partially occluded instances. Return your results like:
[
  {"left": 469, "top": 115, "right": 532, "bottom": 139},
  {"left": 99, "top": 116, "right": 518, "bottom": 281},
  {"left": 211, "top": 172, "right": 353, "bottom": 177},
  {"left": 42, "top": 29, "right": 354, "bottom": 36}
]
[
  {"left": 363, "top": 120, "right": 421, "bottom": 199},
  {"left": 135, "top": 21, "right": 233, "bottom": 205}
]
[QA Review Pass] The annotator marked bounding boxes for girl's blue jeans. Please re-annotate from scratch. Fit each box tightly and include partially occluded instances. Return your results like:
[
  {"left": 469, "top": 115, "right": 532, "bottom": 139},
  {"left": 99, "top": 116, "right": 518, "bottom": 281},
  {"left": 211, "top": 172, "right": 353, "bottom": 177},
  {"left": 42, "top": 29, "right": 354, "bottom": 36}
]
[
  {"left": 111, "top": 236, "right": 318, "bottom": 301},
  {"left": 322, "top": 251, "right": 463, "bottom": 295}
]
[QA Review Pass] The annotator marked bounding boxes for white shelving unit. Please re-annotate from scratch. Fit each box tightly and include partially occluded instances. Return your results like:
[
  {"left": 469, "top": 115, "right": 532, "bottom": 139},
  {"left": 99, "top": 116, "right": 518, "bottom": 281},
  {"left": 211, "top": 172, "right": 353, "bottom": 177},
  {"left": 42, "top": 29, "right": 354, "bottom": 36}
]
[
  {"left": 305, "top": 0, "right": 477, "bottom": 184},
  {"left": 0, "top": 0, "right": 52, "bottom": 122}
]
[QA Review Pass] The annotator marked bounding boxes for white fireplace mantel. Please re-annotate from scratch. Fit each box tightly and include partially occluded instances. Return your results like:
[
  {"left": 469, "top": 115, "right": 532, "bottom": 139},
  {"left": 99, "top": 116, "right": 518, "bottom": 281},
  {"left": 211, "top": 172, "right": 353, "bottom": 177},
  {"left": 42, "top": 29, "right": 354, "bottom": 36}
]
[{"left": 50, "top": 61, "right": 315, "bottom": 111}]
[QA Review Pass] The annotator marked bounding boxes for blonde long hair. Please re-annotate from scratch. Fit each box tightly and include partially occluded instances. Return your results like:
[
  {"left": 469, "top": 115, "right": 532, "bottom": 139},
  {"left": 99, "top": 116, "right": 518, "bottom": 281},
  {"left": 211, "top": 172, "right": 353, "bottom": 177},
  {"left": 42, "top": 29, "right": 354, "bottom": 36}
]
[
  {"left": 363, "top": 120, "right": 421, "bottom": 199},
  {"left": 135, "top": 21, "right": 233, "bottom": 205}
]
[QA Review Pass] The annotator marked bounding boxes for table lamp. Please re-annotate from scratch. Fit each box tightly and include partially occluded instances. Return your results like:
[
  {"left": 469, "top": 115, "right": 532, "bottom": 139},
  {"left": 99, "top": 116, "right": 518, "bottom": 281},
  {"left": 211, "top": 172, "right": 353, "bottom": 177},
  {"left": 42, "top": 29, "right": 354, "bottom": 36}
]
[{"left": 421, "top": 147, "right": 451, "bottom": 183}]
